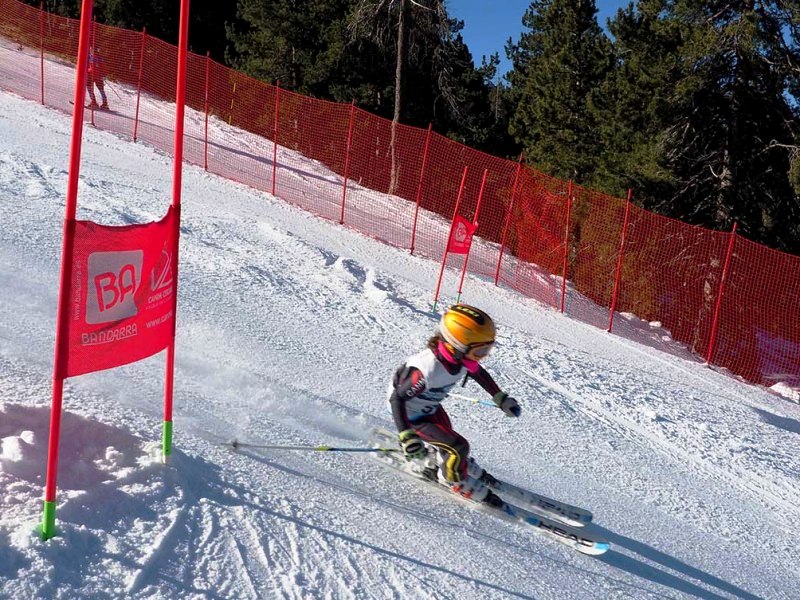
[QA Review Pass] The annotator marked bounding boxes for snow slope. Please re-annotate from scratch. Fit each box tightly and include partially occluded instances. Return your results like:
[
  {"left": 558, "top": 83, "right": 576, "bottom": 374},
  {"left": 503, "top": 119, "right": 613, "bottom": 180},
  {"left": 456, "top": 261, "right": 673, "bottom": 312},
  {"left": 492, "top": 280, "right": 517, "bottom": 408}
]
[{"left": 1, "top": 88, "right": 799, "bottom": 599}]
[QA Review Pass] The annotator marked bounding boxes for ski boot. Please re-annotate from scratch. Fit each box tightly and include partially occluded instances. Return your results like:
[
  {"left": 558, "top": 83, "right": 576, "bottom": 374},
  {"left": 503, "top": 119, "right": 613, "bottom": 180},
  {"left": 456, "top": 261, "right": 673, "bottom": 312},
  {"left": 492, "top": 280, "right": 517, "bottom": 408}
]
[
  {"left": 406, "top": 446, "right": 439, "bottom": 482},
  {"left": 467, "top": 457, "right": 499, "bottom": 488},
  {"left": 482, "top": 489, "right": 506, "bottom": 509},
  {"left": 436, "top": 468, "right": 491, "bottom": 502}
]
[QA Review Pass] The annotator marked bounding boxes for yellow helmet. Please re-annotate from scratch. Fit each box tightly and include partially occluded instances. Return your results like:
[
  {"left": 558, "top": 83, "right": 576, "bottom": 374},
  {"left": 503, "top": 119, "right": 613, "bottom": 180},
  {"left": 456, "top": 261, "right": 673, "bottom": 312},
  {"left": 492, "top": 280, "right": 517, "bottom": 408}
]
[{"left": 439, "top": 304, "right": 496, "bottom": 358}]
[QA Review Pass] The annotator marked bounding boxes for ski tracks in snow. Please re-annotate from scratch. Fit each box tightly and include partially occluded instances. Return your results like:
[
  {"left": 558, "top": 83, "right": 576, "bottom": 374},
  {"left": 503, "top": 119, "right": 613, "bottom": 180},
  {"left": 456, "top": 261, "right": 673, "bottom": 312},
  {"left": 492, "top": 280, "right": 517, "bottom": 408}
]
[{"left": 510, "top": 350, "right": 799, "bottom": 580}]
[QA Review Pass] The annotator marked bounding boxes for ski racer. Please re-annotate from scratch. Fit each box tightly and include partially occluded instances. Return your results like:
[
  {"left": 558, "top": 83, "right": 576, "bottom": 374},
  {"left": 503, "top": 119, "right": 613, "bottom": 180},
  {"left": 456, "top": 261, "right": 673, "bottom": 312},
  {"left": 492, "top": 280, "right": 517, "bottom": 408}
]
[
  {"left": 86, "top": 49, "right": 109, "bottom": 110},
  {"left": 387, "top": 304, "right": 521, "bottom": 506}
]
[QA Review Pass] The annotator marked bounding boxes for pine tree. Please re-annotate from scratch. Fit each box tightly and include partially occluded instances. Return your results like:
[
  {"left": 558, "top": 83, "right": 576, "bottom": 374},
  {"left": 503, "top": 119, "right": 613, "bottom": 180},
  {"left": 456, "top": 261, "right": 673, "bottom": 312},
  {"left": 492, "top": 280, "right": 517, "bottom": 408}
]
[
  {"left": 589, "top": 0, "right": 681, "bottom": 199},
  {"left": 507, "top": 0, "right": 612, "bottom": 183},
  {"left": 600, "top": 0, "right": 800, "bottom": 253},
  {"left": 349, "top": 0, "right": 464, "bottom": 192},
  {"left": 228, "top": 0, "right": 354, "bottom": 93}
]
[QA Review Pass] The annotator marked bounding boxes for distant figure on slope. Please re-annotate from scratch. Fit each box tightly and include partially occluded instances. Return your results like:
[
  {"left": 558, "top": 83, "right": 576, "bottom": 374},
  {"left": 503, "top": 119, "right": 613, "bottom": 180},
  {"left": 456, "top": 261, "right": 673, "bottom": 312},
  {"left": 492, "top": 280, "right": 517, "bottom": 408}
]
[
  {"left": 86, "top": 49, "right": 108, "bottom": 110},
  {"left": 387, "top": 304, "right": 521, "bottom": 507}
]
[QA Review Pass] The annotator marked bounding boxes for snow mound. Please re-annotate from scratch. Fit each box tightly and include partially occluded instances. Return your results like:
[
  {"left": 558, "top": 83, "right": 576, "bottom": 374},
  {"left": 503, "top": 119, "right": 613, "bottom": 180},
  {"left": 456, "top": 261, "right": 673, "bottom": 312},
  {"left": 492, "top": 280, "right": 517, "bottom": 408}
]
[{"left": 770, "top": 382, "right": 800, "bottom": 403}]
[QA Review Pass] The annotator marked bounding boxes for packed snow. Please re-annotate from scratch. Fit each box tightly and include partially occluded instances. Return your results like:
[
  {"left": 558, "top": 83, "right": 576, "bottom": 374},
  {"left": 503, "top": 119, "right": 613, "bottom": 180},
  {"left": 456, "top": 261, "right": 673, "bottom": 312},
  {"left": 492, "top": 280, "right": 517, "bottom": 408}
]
[{"left": 1, "top": 84, "right": 799, "bottom": 599}]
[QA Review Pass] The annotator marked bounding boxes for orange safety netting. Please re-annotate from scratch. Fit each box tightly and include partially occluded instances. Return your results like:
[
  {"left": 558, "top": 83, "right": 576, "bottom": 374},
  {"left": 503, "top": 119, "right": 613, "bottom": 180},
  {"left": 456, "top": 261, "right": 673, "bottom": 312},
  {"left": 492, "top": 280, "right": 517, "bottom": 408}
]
[{"left": 1, "top": 0, "right": 798, "bottom": 389}]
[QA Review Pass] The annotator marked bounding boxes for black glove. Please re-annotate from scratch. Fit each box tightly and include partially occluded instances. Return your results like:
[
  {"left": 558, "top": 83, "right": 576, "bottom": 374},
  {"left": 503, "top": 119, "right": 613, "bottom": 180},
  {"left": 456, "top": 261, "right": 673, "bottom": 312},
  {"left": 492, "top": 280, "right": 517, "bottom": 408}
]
[
  {"left": 493, "top": 391, "right": 521, "bottom": 417},
  {"left": 398, "top": 429, "right": 426, "bottom": 460}
]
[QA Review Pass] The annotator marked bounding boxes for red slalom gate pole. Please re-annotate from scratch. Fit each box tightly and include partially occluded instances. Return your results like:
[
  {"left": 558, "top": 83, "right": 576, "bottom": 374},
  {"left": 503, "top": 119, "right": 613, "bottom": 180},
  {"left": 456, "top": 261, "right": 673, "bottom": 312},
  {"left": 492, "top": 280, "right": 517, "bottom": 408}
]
[
  {"left": 560, "top": 181, "right": 573, "bottom": 313},
  {"left": 409, "top": 123, "right": 432, "bottom": 255},
  {"left": 608, "top": 189, "right": 633, "bottom": 332},
  {"left": 42, "top": 0, "right": 94, "bottom": 542},
  {"left": 706, "top": 222, "right": 738, "bottom": 366},
  {"left": 271, "top": 81, "right": 280, "bottom": 196},
  {"left": 340, "top": 101, "right": 356, "bottom": 224},
  {"left": 39, "top": 2, "right": 44, "bottom": 104},
  {"left": 494, "top": 153, "right": 523, "bottom": 286},
  {"left": 203, "top": 51, "right": 210, "bottom": 171},
  {"left": 133, "top": 28, "right": 147, "bottom": 142},
  {"left": 162, "top": 0, "right": 190, "bottom": 461},
  {"left": 433, "top": 167, "right": 468, "bottom": 313},
  {"left": 456, "top": 168, "right": 488, "bottom": 303}
]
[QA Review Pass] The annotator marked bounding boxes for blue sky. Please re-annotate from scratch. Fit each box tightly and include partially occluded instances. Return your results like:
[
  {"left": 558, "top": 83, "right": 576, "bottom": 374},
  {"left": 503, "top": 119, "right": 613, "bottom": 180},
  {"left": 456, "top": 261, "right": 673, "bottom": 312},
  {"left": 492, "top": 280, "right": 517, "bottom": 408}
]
[{"left": 448, "top": 0, "right": 630, "bottom": 77}]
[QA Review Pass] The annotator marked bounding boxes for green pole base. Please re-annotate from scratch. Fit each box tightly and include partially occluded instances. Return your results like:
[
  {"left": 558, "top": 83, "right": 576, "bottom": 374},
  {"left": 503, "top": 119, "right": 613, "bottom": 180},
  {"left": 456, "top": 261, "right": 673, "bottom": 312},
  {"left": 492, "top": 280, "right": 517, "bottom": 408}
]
[
  {"left": 162, "top": 420, "right": 173, "bottom": 463},
  {"left": 40, "top": 500, "right": 57, "bottom": 541}
]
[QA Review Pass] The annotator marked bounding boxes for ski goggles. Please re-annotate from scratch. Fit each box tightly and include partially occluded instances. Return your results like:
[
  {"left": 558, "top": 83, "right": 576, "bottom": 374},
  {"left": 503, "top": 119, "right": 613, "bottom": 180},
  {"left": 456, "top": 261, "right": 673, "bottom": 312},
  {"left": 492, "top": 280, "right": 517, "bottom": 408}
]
[{"left": 465, "top": 341, "right": 494, "bottom": 360}]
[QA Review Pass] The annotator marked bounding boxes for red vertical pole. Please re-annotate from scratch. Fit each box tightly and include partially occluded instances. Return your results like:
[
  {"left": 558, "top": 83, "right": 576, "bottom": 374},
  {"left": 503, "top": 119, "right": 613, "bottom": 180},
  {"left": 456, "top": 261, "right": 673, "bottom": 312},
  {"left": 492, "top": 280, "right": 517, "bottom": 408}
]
[
  {"left": 340, "top": 101, "right": 356, "bottom": 224},
  {"left": 39, "top": 2, "right": 44, "bottom": 104},
  {"left": 433, "top": 167, "right": 468, "bottom": 312},
  {"left": 706, "top": 222, "right": 738, "bottom": 366},
  {"left": 271, "top": 81, "right": 280, "bottom": 196},
  {"left": 409, "top": 123, "right": 432, "bottom": 255},
  {"left": 494, "top": 153, "right": 523, "bottom": 285},
  {"left": 203, "top": 51, "right": 210, "bottom": 171},
  {"left": 42, "top": 0, "right": 94, "bottom": 542},
  {"left": 132, "top": 28, "right": 147, "bottom": 142},
  {"left": 608, "top": 189, "right": 633, "bottom": 332},
  {"left": 560, "top": 181, "right": 573, "bottom": 313},
  {"left": 163, "top": 0, "right": 190, "bottom": 461},
  {"left": 456, "top": 169, "right": 489, "bottom": 302}
]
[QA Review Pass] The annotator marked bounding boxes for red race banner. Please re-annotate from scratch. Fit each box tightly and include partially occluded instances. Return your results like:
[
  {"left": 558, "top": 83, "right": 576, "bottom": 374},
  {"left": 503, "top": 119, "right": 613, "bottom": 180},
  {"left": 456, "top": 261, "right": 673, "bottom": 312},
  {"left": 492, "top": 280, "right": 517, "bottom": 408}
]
[
  {"left": 56, "top": 207, "right": 178, "bottom": 378},
  {"left": 447, "top": 214, "right": 477, "bottom": 255}
]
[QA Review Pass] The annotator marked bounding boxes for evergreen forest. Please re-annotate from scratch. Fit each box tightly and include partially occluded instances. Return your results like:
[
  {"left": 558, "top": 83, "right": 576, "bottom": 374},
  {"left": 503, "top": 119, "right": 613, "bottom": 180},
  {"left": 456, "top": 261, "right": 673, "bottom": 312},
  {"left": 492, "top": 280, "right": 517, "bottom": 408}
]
[{"left": 30, "top": 0, "right": 800, "bottom": 255}]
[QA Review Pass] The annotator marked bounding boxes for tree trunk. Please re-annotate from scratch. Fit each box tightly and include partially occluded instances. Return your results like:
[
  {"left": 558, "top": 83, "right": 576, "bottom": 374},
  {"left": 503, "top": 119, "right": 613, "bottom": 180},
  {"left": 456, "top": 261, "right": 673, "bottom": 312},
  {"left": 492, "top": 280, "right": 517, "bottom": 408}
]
[{"left": 389, "top": 0, "right": 407, "bottom": 195}]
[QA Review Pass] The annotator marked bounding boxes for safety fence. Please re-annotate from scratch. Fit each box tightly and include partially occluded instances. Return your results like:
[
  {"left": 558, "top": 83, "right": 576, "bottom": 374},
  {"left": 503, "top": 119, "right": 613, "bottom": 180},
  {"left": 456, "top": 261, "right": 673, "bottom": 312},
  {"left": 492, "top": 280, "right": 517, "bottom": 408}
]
[{"left": 1, "top": 0, "right": 798, "bottom": 389}]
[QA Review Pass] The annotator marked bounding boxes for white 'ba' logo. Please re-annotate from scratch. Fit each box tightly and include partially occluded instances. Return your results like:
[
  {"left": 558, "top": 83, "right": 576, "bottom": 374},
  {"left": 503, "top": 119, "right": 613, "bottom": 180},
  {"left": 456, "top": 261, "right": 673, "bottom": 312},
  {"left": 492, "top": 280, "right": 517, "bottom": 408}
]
[
  {"left": 87, "top": 250, "right": 143, "bottom": 324},
  {"left": 454, "top": 221, "right": 469, "bottom": 243}
]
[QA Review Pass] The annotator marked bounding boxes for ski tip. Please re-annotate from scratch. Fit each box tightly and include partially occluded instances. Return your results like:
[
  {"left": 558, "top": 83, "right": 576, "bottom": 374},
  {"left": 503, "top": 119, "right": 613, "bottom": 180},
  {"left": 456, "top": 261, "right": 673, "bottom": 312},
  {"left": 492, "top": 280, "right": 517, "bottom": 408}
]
[
  {"left": 587, "top": 541, "right": 611, "bottom": 556},
  {"left": 575, "top": 541, "right": 610, "bottom": 556}
]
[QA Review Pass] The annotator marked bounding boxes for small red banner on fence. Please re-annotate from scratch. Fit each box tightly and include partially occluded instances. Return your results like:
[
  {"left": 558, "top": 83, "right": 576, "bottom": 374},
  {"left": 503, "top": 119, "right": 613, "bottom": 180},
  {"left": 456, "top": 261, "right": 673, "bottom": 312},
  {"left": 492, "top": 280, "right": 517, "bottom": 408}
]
[
  {"left": 57, "top": 207, "right": 178, "bottom": 378},
  {"left": 447, "top": 214, "right": 477, "bottom": 255}
]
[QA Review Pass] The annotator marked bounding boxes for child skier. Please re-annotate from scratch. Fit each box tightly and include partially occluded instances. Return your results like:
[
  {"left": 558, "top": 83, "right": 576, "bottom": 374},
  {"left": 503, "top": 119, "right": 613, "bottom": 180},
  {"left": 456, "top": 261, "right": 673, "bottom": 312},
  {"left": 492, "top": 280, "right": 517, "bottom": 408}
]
[
  {"left": 387, "top": 304, "right": 521, "bottom": 506},
  {"left": 86, "top": 49, "right": 109, "bottom": 110}
]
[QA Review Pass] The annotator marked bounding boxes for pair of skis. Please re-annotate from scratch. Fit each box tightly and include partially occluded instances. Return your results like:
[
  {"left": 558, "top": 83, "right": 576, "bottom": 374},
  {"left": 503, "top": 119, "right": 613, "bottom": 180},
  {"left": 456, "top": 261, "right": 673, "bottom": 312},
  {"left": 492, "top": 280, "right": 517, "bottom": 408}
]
[
  {"left": 68, "top": 99, "right": 112, "bottom": 111},
  {"left": 370, "top": 428, "right": 609, "bottom": 556}
]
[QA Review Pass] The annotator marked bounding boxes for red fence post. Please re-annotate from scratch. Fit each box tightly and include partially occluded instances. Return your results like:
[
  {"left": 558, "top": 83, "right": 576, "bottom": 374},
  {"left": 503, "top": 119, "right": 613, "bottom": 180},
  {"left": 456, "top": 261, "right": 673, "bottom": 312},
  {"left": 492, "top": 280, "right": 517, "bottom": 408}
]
[
  {"left": 43, "top": 0, "right": 94, "bottom": 542},
  {"left": 433, "top": 167, "right": 468, "bottom": 313},
  {"left": 271, "top": 81, "right": 280, "bottom": 196},
  {"left": 132, "top": 27, "right": 146, "bottom": 142},
  {"left": 608, "top": 189, "right": 633, "bottom": 332},
  {"left": 39, "top": 2, "right": 44, "bottom": 104},
  {"left": 560, "top": 181, "right": 573, "bottom": 313},
  {"left": 706, "top": 222, "right": 738, "bottom": 366},
  {"left": 203, "top": 51, "right": 210, "bottom": 171},
  {"left": 457, "top": 168, "right": 488, "bottom": 303},
  {"left": 340, "top": 101, "right": 356, "bottom": 225},
  {"left": 494, "top": 152, "right": 523, "bottom": 285},
  {"left": 409, "top": 123, "right": 432, "bottom": 255}
]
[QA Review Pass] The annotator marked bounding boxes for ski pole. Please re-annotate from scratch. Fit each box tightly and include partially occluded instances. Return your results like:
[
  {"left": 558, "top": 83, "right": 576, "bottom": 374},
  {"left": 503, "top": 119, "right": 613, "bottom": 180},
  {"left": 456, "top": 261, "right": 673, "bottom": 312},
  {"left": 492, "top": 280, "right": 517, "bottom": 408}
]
[
  {"left": 106, "top": 81, "right": 123, "bottom": 101},
  {"left": 448, "top": 392, "right": 497, "bottom": 408},
  {"left": 224, "top": 439, "right": 399, "bottom": 453}
]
